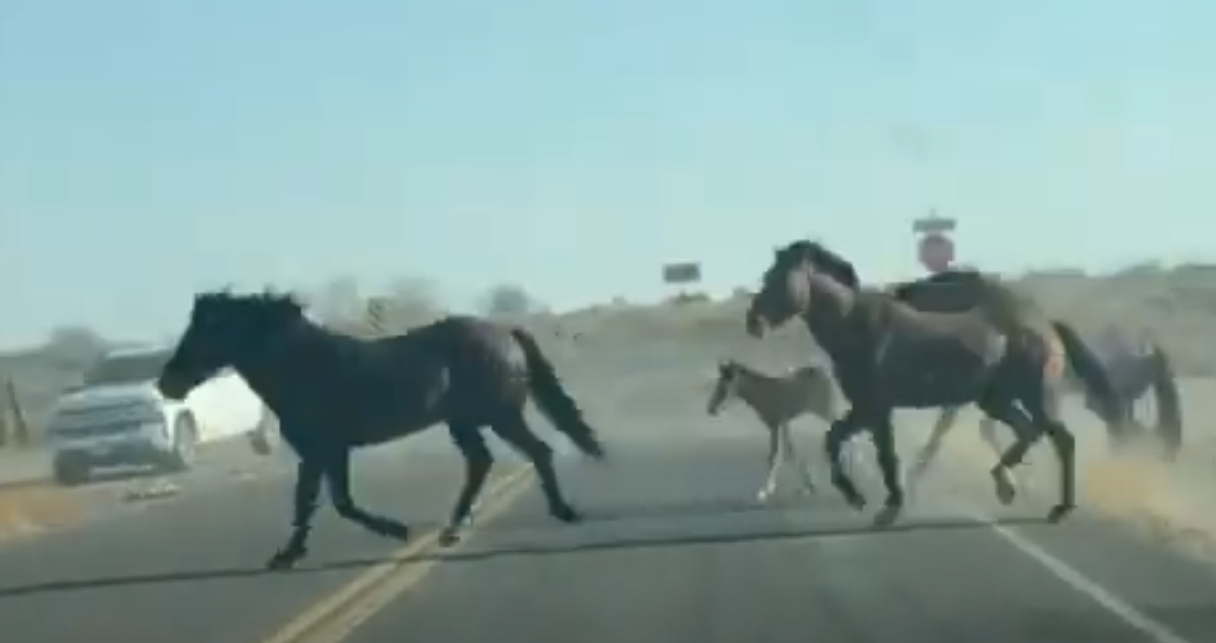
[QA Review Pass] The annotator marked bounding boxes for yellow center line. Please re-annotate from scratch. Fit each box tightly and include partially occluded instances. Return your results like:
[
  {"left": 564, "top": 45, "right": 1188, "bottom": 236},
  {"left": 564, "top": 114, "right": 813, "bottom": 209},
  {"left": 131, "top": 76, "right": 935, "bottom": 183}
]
[{"left": 256, "top": 465, "right": 536, "bottom": 643}]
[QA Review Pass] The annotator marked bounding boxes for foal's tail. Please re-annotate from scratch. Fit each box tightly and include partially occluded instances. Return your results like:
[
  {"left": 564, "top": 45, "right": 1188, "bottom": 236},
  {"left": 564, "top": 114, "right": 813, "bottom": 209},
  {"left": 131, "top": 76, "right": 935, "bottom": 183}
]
[
  {"left": 1051, "top": 321, "right": 1128, "bottom": 435},
  {"left": 1148, "top": 343, "right": 1183, "bottom": 462},
  {"left": 511, "top": 328, "right": 607, "bottom": 460}
]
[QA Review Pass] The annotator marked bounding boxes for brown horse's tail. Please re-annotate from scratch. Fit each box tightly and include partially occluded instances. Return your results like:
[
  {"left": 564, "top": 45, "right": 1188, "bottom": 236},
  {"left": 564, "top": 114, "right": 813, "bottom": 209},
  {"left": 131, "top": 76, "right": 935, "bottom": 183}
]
[
  {"left": 1148, "top": 343, "right": 1183, "bottom": 462},
  {"left": 1051, "top": 321, "right": 1129, "bottom": 438},
  {"left": 511, "top": 328, "right": 606, "bottom": 460}
]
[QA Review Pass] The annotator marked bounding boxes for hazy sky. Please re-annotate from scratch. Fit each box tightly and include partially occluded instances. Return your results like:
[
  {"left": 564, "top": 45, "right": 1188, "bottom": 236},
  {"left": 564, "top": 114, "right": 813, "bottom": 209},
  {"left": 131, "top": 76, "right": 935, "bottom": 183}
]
[{"left": 2, "top": 0, "right": 1213, "bottom": 347}]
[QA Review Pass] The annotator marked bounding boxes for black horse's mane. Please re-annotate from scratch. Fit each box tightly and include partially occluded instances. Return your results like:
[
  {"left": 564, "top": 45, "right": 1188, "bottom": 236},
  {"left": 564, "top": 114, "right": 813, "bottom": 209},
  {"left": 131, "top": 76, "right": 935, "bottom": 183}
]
[
  {"left": 195, "top": 288, "right": 302, "bottom": 305},
  {"left": 193, "top": 288, "right": 309, "bottom": 325}
]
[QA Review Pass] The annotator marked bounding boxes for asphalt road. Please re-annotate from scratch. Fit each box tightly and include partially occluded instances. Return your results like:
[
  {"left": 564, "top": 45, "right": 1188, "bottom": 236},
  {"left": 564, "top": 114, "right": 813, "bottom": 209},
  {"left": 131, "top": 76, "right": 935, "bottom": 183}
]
[{"left": 2, "top": 426, "right": 1215, "bottom": 643}]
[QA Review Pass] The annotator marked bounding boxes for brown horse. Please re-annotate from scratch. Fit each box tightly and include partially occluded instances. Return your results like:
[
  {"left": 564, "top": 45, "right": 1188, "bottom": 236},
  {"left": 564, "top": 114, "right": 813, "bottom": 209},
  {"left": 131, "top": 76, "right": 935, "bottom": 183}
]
[
  {"left": 706, "top": 359, "right": 862, "bottom": 501},
  {"left": 782, "top": 246, "right": 1129, "bottom": 493},
  {"left": 746, "top": 242, "right": 1122, "bottom": 527},
  {"left": 156, "top": 290, "right": 607, "bottom": 570}
]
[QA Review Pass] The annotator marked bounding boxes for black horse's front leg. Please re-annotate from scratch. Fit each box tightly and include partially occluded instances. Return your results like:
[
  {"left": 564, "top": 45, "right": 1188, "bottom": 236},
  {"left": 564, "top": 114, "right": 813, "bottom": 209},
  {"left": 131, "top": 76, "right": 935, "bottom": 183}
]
[
  {"left": 870, "top": 413, "right": 905, "bottom": 528},
  {"left": 267, "top": 459, "right": 324, "bottom": 570},
  {"left": 440, "top": 423, "right": 495, "bottom": 546},
  {"left": 326, "top": 449, "right": 412, "bottom": 542},
  {"left": 825, "top": 409, "right": 867, "bottom": 510}
]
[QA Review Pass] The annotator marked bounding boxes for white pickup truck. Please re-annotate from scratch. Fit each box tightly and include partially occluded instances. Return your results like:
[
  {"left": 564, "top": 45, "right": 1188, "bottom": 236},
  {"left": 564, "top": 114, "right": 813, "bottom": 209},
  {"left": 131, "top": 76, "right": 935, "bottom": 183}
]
[{"left": 44, "top": 345, "right": 274, "bottom": 485}]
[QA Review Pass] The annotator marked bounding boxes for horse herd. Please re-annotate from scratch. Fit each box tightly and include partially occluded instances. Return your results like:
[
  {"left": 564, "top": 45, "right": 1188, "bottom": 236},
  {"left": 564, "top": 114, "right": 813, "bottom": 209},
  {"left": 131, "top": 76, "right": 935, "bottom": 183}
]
[{"left": 153, "top": 239, "right": 1183, "bottom": 570}]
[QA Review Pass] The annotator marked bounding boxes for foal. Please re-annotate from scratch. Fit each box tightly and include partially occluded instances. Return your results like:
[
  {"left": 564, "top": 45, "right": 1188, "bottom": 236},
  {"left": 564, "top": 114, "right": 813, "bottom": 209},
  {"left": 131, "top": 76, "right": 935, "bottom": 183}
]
[{"left": 707, "top": 359, "right": 860, "bottom": 501}]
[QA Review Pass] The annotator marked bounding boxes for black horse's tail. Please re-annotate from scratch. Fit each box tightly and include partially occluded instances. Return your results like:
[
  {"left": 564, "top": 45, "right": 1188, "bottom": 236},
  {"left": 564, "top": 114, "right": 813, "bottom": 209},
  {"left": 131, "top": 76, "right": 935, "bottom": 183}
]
[
  {"left": 1051, "top": 321, "right": 1128, "bottom": 436},
  {"left": 511, "top": 328, "right": 607, "bottom": 460},
  {"left": 1148, "top": 343, "right": 1183, "bottom": 462}
]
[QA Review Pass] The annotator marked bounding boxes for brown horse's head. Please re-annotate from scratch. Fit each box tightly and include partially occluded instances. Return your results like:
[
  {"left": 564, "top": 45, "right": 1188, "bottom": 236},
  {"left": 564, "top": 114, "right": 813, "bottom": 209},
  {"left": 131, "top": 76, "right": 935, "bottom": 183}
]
[{"left": 747, "top": 241, "right": 851, "bottom": 337}]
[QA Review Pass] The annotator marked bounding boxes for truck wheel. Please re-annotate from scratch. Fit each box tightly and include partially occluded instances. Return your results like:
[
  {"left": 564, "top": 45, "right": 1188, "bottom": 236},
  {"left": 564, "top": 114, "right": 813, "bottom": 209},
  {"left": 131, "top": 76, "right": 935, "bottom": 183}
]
[
  {"left": 164, "top": 414, "right": 198, "bottom": 473},
  {"left": 53, "top": 454, "right": 90, "bottom": 487}
]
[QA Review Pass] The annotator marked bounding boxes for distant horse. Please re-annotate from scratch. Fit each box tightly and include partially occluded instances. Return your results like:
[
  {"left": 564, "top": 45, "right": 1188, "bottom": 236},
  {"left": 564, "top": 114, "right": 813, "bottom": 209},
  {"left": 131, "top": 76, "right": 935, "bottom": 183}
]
[
  {"left": 908, "top": 325, "right": 1183, "bottom": 483},
  {"left": 156, "top": 290, "right": 607, "bottom": 570},
  {"left": 746, "top": 241, "right": 1125, "bottom": 527},
  {"left": 706, "top": 359, "right": 862, "bottom": 501},
  {"left": 1085, "top": 327, "right": 1182, "bottom": 459}
]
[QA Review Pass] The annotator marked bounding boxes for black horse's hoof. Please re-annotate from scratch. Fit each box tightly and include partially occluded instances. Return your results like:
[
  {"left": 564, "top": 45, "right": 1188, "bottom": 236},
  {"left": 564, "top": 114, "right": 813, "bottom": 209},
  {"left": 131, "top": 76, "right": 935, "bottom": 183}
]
[
  {"left": 265, "top": 549, "right": 304, "bottom": 571},
  {"left": 1046, "top": 503, "right": 1076, "bottom": 524},
  {"left": 845, "top": 493, "right": 867, "bottom": 512},
  {"left": 552, "top": 504, "right": 582, "bottom": 523},
  {"left": 437, "top": 527, "right": 463, "bottom": 547},
  {"left": 872, "top": 503, "right": 902, "bottom": 528},
  {"left": 379, "top": 523, "right": 412, "bottom": 542}
]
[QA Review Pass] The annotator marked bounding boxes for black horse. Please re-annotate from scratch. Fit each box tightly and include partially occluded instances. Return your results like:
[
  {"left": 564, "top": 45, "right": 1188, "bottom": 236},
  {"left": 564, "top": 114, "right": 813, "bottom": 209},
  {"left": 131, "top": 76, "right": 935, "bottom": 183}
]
[
  {"left": 156, "top": 290, "right": 606, "bottom": 570},
  {"left": 746, "top": 241, "right": 1126, "bottom": 527}
]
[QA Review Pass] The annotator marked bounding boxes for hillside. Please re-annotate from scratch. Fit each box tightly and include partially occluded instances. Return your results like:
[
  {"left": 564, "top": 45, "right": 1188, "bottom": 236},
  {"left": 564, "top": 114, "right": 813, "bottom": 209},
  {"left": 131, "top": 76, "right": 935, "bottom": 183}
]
[{"left": 3, "top": 261, "right": 1215, "bottom": 441}]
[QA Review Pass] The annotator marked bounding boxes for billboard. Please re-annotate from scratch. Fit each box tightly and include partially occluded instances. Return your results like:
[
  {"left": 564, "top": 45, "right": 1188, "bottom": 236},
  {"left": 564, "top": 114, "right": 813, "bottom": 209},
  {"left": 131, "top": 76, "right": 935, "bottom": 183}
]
[{"left": 662, "top": 262, "right": 702, "bottom": 284}]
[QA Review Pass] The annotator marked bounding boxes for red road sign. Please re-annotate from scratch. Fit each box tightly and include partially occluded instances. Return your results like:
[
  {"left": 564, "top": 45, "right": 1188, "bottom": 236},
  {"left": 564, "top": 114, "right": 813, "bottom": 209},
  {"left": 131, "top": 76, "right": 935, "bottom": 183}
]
[{"left": 918, "top": 232, "right": 955, "bottom": 273}]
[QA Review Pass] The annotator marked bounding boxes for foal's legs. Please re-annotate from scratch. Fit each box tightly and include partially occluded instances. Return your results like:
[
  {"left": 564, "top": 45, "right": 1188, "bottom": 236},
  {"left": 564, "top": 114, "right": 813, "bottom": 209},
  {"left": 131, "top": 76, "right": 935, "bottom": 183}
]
[
  {"left": 266, "top": 458, "right": 324, "bottom": 570},
  {"left": 825, "top": 408, "right": 868, "bottom": 510},
  {"left": 326, "top": 449, "right": 412, "bottom": 541},
  {"left": 490, "top": 410, "right": 581, "bottom": 523},
  {"left": 440, "top": 422, "right": 495, "bottom": 546},
  {"left": 756, "top": 422, "right": 783, "bottom": 502},
  {"left": 779, "top": 422, "right": 817, "bottom": 495}
]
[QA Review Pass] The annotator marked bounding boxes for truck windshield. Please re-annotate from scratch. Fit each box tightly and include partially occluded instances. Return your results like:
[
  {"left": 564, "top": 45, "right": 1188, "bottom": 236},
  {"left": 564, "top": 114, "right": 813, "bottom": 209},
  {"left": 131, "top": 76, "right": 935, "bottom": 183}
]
[{"left": 82, "top": 351, "right": 173, "bottom": 386}]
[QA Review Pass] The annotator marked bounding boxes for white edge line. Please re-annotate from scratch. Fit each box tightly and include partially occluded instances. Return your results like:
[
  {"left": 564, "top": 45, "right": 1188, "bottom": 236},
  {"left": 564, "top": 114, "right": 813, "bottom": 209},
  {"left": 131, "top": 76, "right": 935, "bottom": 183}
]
[{"left": 964, "top": 508, "right": 1193, "bottom": 643}]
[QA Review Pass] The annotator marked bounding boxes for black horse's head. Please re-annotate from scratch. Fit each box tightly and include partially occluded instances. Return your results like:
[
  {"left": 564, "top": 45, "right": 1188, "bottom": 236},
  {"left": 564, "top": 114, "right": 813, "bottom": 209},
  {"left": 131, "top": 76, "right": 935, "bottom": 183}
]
[
  {"left": 157, "top": 289, "right": 305, "bottom": 401},
  {"left": 746, "top": 240, "right": 860, "bottom": 337}
]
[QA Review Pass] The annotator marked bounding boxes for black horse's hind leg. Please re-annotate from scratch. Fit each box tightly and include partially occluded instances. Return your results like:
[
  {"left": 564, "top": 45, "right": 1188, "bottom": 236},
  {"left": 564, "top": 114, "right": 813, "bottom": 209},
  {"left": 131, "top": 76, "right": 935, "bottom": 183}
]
[
  {"left": 870, "top": 411, "right": 905, "bottom": 528},
  {"left": 978, "top": 417, "right": 1004, "bottom": 459},
  {"left": 976, "top": 397, "right": 1040, "bottom": 506},
  {"left": 1024, "top": 392, "right": 1078, "bottom": 523},
  {"left": 325, "top": 449, "right": 412, "bottom": 542},
  {"left": 491, "top": 411, "right": 581, "bottom": 523},
  {"left": 266, "top": 458, "right": 324, "bottom": 570},
  {"left": 907, "top": 405, "right": 962, "bottom": 486},
  {"left": 440, "top": 422, "right": 494, "bottom": 547},
  {"left": 825, "top": 408, "right": 867, "bottom": 510}
]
